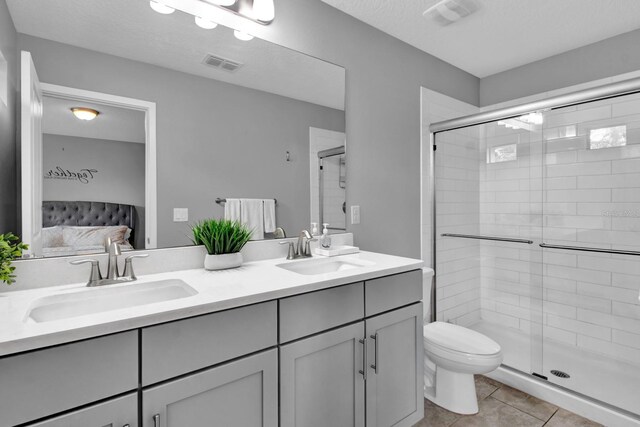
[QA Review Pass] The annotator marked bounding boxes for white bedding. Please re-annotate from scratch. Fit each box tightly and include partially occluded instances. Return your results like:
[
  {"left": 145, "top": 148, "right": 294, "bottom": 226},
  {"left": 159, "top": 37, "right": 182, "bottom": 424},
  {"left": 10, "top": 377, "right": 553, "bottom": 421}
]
[{"left": 42, "top": 225, "right": 134, "bottom": 257}]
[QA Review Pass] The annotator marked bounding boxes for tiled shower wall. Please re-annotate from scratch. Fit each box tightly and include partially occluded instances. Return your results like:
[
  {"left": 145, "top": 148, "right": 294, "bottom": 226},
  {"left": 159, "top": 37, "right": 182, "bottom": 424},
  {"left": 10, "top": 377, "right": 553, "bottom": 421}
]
[{"left": 478, "top": 93, "right": 640, "bottom": 365}]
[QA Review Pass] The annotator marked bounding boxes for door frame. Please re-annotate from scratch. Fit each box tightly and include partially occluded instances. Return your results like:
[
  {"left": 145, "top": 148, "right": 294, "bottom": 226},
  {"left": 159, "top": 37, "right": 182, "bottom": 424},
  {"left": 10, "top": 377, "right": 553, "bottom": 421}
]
[{"left": 39, "top": 83, "right": 158, "bottom": 249}]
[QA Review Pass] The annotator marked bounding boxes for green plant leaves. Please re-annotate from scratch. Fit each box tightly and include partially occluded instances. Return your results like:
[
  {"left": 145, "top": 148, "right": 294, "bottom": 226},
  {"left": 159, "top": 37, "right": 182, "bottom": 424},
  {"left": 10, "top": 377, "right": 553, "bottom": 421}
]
[
  {"left": 191, "top": 219, "right": 253, "bottom": 255},
  {"left": 0, "top": 233, "right": 28, "bottom": 285}
]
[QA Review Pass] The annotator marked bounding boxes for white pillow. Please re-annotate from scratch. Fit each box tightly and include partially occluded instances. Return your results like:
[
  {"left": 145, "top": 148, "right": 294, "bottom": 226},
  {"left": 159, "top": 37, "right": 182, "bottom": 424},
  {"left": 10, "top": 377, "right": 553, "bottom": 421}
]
[
  {"left": 62, "top": 226, "right": 131, "bottom": 248},
  {"left": 42, "top": 226, "right": 64, "bottom": 248}
]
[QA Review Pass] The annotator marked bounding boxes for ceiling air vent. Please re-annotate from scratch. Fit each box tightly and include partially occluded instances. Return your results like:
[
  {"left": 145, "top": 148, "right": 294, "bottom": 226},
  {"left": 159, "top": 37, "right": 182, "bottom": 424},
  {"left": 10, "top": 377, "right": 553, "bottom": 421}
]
[{"left": 202, "top": 54, "right": 244, "bottom": 73}]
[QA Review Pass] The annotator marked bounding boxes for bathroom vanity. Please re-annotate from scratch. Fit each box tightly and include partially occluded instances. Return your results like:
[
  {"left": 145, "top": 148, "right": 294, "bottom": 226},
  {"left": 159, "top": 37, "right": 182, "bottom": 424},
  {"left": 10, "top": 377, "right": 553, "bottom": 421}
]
[{"left": 0, "top": 251, "right": 423, "bottom": 427}]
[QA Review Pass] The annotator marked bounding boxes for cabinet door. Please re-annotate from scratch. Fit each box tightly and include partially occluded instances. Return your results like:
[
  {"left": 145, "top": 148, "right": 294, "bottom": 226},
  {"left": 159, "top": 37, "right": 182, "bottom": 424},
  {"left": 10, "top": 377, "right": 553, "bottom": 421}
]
[
  {"left": 26, "top": 393, "right": 137, "bottom": 427},
  {"left": 365, "top": 303, "right": 423, "bottom": 427},
  {"left": 142, "top": 349, "right": 277, "bottom": 427},
  {"left": 280, "top": 322, "right": 365, "bottom": 427}
]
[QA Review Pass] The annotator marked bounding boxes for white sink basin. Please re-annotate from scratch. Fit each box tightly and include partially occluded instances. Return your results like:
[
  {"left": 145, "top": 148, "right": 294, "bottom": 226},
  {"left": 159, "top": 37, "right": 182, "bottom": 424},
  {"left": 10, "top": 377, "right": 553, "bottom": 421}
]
[
  {"left": 25, "top": 279, "right": 198, "bottom": 323},
  {"left": 276, "top": 257, "right": 372, "bottom": 276}
]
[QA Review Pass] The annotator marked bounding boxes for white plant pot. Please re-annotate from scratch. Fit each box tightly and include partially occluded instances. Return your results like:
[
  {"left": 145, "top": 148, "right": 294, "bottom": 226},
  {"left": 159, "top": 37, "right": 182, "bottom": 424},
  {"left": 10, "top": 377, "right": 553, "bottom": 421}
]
[{"left": 204, "top": 252, "right": 243, "bottom": 271}]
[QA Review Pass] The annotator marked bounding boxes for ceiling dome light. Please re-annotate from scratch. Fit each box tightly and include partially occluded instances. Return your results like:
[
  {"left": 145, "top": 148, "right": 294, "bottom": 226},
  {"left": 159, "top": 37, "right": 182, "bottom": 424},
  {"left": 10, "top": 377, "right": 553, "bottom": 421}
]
[
  {"left": 195, "top": 16, "right": 218, "bottom": 29},
  {"left": 71, "top": 107, "right": 99, "bottom": 121},
  {"left": 233, "top": 30, "right": 254, "bottom": 41},
  {"left": 253, "top": 0, "right": 275, "bottom": 22},
  {"left": 149, "top": 0, "right": 175, "bottom": 14}
]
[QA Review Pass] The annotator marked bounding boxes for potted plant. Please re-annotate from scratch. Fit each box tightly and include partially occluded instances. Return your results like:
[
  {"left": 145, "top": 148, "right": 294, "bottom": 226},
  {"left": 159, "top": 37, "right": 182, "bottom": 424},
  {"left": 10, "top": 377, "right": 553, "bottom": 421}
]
[
  {"left": 0, "top": 233, "right": 29, "bottom": 285},
  {"left": 191, "top": 219, "right": 252, "bottom": 270}
]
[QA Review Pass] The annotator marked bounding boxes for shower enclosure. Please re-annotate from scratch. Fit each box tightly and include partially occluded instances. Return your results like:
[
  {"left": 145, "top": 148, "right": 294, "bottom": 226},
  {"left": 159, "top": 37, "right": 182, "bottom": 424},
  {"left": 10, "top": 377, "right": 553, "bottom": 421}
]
[
  {"left": 318, "top": 146, "right": 346, "bottom": 231},
  {"left": 431, "top": 78, "right": 640, "bottom": 418}
]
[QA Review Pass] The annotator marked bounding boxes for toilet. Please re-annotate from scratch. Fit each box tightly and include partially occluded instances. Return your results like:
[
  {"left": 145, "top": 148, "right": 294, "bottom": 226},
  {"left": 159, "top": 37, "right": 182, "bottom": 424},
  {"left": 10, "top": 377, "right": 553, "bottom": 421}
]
[{"left": 421, "top": 268, "right": 503, "bottom": 415}]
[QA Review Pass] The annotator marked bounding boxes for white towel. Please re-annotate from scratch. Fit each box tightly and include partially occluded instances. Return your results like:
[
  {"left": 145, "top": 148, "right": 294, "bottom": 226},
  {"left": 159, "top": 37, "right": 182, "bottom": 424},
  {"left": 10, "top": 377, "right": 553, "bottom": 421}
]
[
  {"left": 241, "top": 199, "right": 264, "bottom": 240},
  {"left": 263, "top": 199, "right": 276, "bottom": 233},
  {"left": 224, "top": 199, "right": 241, "bottom": 222}
]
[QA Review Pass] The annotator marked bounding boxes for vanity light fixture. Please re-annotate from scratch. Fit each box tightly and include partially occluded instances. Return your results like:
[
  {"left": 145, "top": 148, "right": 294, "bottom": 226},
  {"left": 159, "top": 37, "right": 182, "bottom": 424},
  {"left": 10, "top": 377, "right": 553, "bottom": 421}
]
[
  {"left": 149, "top": 0, "right": 175, "bottom": 15},
  {"left": 233, "top": 30, "right": 254, "bottom": 41},
  {"left": 195, "top": 16, "right": 218, "bottom": 29},
  {"left": 71, "top": 107, "right": 99, "bottom": 121},
  {"left": 149, "top": 0, "right": 274, "bottom": 40}
]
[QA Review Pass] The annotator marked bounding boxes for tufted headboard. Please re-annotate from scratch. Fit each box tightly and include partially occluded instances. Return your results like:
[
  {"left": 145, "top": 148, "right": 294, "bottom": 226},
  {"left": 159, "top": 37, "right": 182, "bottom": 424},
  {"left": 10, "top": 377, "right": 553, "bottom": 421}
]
[{"left": 42, "top": 201, "right": 138, "bottom": 247}]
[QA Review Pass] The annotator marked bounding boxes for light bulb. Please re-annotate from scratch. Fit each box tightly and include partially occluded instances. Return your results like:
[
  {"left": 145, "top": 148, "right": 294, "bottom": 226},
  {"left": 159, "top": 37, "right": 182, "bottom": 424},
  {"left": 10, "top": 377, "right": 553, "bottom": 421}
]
[
  {"left": 253, "top": 0, "right": 275, "bottom": 22},
  {"left": 195, "top": 16, "right": 218, "bottom": 29},
  {"left": 209, "top": 0, "right": 236, "bottom": 5},
  {"left": 149, "top": 0, "right": 175, "bottom": 14},
  {"left": 71, "top": 108, "right": 99, "bottom": 121},
  {"left": 234, "top": 30, "right": 254, "bottom": 41}
]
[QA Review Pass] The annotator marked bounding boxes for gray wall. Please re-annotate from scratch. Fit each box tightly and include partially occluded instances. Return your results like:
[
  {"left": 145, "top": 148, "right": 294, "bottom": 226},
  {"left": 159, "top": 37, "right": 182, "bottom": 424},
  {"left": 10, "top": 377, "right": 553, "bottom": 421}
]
[
  {"left": 248, "top": 0, "right": 479, "bottom": 258},
  {"left": 10, "top": 0, "right": 480, "bottom": 257},
  {"left": 43, "top": 134, "right": 145, "bottom": 207},
  {"left": 19, "top": 34, "right": 345, "bottom": 247},
  {"left": 480, "top": 28, "right": 640, "bottom": 106},
  {"left": 0, "top": 0, "right": 16, "bottom": 234}
]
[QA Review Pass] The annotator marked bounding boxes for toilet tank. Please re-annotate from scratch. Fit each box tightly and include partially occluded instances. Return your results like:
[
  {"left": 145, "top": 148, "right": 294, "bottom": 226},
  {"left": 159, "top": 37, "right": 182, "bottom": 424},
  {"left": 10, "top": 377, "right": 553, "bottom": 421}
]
[{"left": 422, "top": 267, "right": 435, "bottom": 323}]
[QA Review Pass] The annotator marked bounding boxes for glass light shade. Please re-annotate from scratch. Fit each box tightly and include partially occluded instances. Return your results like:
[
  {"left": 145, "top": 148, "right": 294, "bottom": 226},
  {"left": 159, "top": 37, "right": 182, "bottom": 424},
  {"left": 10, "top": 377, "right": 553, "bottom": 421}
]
[
  {"left": 195, "top": 16, "right": 218, "bottom": 29},
  {"left": 207, "top": 0, "right": 236, "bottom": 6},
  {"left": 149, "top": 0, "right": 175, "bottom": 14},
  {"left": 71, "top": 108, "right": 99, "bottom": 121},
  {"left": 253, "top": 0, "right": 275, "bottom": 22},
  {"left": 233, "top": 30, "right": 254, "bottom": 41}
]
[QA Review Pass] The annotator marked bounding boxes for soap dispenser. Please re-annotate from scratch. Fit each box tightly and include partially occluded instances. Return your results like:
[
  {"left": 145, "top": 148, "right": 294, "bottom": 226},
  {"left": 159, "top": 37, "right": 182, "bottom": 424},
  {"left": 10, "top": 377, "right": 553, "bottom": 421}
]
[
  {"left": 320, "top": 223, "right": 332, "bottom": 249},
  {"left": 311, "top": 222, "right": 319, "bottom": 236}
]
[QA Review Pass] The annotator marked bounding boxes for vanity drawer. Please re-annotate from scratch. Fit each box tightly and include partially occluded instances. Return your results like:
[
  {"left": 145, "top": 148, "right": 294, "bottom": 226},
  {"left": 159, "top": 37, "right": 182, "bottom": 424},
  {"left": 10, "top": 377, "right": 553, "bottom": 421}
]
[
  {"left": 365, "top": 270, "right": 422, "bottom": 316},
  {"left": 0, "top": 331, "right": 138, "bottom": 427},
  {"left": 279, "top": 282, "right": 364, "bottom": 343},
  {"left": 141, "top": 301, "right": 277, "bottom": 385}
]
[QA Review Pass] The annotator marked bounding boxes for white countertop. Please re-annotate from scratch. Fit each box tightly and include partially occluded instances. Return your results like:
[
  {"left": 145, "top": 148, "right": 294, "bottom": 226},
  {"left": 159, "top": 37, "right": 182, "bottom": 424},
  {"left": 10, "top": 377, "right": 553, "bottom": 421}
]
[{"left": 0, "top": 251, "right": 423, "bottom": 356}]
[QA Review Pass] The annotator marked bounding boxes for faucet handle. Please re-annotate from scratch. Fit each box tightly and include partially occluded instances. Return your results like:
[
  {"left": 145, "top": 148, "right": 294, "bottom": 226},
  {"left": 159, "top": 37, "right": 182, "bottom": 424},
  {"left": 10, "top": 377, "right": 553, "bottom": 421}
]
[
  {"left": 303, "top": 238, "right": 317, "bottom": 257},
  {"left": 70, "top": 259, "right": 102, "bottom": 287},
  {"left": 123, "top": 253, "right": 149, "bottom": 280},
  {"left": 279, "top": 241, "right": 296, "bottom": 260}
]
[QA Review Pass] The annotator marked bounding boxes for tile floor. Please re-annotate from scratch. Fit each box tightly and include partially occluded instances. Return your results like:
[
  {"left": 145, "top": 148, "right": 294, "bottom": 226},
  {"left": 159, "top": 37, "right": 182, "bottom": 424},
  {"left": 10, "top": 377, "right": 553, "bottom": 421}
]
[{"left": 414, "top": 376, "right": 603, "bottom": 427}]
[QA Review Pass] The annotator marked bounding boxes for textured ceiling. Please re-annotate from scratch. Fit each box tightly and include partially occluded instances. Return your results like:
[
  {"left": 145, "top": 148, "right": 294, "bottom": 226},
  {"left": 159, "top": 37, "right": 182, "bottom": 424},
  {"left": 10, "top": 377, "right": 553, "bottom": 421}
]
[
  {"left": 7, "top": 0, "right": 345, "bottom": 110},
  {"left": 321, "top": 0, "right": 640, "bottom": 78},
  {"left": 43, "top": 97, "right": 146, "bottom": 144}
]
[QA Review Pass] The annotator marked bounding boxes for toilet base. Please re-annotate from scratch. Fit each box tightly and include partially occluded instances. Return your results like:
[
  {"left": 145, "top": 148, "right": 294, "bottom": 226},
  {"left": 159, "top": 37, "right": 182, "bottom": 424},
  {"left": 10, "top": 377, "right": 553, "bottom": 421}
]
[{"left": 424, "top": 366, "right": 479, "bottom": 415}]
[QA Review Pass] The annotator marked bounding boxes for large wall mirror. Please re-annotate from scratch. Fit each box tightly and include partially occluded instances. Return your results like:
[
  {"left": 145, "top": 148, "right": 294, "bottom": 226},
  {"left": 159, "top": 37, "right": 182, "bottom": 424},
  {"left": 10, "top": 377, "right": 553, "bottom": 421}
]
[{"left": 4, "top": 0, "right": 346, "bottom": 258}]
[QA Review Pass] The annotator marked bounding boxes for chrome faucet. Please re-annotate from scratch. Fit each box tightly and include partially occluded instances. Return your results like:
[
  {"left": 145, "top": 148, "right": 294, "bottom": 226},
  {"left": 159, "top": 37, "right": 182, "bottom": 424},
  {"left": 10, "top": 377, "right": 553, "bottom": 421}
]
[
  {"left": 70, "top": 242, "right": 149, "bottom": 287},
  {"left": 297, "top": 230, "right": 313, "bottom": 257},
  {"left": 280, "top": 230, "right": 316, "bottom": 260},
  {"left": 105, "top": 238, "right": 122, "bottom": 280}
]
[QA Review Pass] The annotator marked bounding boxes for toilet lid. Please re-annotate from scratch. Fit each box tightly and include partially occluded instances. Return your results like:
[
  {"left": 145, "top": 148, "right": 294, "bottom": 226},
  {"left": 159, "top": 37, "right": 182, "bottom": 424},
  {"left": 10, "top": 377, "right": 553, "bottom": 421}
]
[{"left": 424, "top": 322, "right": 501, "bottom": 356}]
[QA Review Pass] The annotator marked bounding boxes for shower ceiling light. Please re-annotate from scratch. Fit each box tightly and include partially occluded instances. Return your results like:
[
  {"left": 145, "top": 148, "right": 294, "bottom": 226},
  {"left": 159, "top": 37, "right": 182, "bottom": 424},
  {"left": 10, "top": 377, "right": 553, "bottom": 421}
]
[
  {"left": 253, "top": 0, "right": 275, "bottom": 22},
  {"left": 149, "top": 0, "right": 175, "bottom": 14},
  {"left": 71, "top": 107, "right": 99, "bottom": 121}
]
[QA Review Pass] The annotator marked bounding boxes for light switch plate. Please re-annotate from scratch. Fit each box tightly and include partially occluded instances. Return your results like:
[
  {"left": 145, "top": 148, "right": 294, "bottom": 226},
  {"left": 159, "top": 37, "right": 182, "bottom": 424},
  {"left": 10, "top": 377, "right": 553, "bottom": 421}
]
[
  {"left": 351, "top": 205, "right": 360, "bottom": 225},
  {"left": 173, "top": 208, "right": 189, "bottom": 222}
]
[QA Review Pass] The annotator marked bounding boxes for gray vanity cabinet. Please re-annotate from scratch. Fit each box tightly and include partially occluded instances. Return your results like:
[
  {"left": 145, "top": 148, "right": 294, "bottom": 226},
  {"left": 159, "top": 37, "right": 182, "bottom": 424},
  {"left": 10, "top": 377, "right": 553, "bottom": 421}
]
[
  {"left": 280, "top": 322, "right": 366, "bottom": 427},
  {"left": 26, "top": 393, "right": 138, "bottom": 427},
  {"left": 365, "top": 303, "right": 424, "bottom": 427},
  {"left": 142, "top": 348, "right": 278, "bottom": 427}
]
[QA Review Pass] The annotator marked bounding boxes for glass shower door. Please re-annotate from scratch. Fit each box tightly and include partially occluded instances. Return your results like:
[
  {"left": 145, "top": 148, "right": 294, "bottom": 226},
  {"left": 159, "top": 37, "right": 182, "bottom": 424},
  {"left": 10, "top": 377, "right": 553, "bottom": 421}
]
[
  {"left": 434, "top": 117, "right": 544, "bottom": 375},
  {"left": 540, "top": 93, "right": 640, "bottom": 415}
]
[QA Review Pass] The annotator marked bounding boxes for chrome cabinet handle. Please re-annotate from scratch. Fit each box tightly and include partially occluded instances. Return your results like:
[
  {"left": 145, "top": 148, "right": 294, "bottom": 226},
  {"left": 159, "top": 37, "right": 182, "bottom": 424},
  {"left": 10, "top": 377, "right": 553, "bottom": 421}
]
[
  {"left": 358, "top": 338, "right": 367, "bottom": 380},
  {"left": 370, "top": 333, "right": 379, "bottom": 374},
  {"left": 153, "top": 414, "right": 160, "bottom": 427}
]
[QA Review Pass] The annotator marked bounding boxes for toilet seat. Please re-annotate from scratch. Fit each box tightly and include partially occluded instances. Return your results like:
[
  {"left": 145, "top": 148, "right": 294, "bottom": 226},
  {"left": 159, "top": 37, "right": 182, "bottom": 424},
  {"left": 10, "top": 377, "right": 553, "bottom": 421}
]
[{"left": 423, "top": 322, "right": 500, "bottom": 356}]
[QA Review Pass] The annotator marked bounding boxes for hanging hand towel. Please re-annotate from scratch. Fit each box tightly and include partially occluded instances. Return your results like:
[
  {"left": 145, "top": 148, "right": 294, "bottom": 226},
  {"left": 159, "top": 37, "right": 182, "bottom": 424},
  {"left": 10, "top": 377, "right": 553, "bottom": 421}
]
[
  {"left": 241, "top": 199, "right": 264, "bottom": 240},
  {"left": 224, "top": 198, "right": 241, "bottom": 222},
  {"left": 263, "top": 199, "right": 276, "bottom": 233}
]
